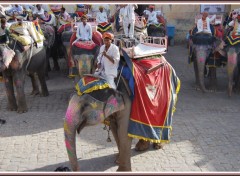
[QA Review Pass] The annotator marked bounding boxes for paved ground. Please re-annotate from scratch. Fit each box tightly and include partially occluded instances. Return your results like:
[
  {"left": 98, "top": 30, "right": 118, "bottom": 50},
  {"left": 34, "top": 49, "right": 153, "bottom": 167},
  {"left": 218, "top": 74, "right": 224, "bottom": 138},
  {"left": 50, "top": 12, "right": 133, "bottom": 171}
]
[{"left": 0, "top": 44, "right": 240, "bottom": 172}]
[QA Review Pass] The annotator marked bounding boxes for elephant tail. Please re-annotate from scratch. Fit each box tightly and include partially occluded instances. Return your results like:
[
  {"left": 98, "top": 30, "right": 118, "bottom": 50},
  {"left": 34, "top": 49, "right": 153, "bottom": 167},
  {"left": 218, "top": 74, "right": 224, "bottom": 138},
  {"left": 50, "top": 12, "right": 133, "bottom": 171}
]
[{"left": 64, "top": 94, "right": 81, "bottom": 171}]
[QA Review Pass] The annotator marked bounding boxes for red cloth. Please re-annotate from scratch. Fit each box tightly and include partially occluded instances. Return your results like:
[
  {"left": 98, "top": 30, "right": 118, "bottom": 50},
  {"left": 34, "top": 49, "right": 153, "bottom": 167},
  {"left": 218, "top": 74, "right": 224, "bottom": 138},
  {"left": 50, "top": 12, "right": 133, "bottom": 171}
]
[
  {"left": 58, "top": 24, "right": 73, "bottom": 33},
  {"left": 130, "top": 57, "right": 171, "bottom": 126}
]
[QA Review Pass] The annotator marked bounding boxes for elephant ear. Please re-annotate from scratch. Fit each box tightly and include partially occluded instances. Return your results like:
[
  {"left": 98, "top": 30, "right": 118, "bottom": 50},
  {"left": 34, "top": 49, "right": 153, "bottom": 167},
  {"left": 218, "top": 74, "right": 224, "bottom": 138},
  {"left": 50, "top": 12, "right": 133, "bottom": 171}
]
[{"left": 0, "top": 46, "right": 15, "bottom": 68}]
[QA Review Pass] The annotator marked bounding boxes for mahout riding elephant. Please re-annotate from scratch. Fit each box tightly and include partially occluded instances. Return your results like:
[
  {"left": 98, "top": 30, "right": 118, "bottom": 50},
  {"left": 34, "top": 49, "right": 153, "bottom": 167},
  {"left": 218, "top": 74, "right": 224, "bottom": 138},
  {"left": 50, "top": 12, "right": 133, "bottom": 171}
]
[
  {"left": 64, "top": 51, "right": 180, "bottom": 171},
  {"left": 188, "top": 24, "right": 225, "bottom": 92},
  {"left": 0, "top": 37, "right": 49, "bottom": 113},
  {"left": 64, "top": 76, "right": 132, "bottom": 171}
]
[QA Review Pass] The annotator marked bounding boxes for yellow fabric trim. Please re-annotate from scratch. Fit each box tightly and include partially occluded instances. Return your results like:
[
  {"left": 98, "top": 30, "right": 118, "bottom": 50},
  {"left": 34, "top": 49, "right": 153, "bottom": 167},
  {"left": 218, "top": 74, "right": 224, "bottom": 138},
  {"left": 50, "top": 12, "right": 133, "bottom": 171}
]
[
  {"left": 97, "top": 25, "right": 112, "bottom": 32},
  {"left": 128, "top": 134, "right": 170, "bottom": 144},
  {"left": 227, "top": 36, "right": 240, "bottom": 45},
  {"left": 75, "top": 83, "right": 110, "bottom": 96},
  {"left": 10, "top": 33, "right": 32, "bottom": 46}
]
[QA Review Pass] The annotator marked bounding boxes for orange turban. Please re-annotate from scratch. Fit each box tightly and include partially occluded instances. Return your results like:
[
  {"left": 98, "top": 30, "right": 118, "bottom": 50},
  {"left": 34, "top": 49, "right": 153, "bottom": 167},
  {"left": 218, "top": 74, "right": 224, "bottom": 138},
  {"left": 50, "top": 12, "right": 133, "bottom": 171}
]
[
  {"left": 102, "top": 32, "right": 114, "bottom": 40},
  {"left": 149, "top": 5, "right": 155, "bottom": 9}
]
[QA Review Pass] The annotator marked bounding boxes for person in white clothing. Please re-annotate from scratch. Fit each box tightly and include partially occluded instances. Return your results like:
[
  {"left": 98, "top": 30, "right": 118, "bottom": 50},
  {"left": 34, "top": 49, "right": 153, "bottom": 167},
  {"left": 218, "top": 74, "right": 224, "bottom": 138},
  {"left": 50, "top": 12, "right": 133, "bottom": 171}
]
[
  {"left": 119, "top": 4, "right": 138, "bottom": 38},
  {"left": 96, "top": 6, "right": 108, "bottom": 23},
  {"left": 73, "top": 15, "right": 92, "bottom": 45},
  {"left": 197, "top": 11, "right": 216, "bottom": 35},
  {"left": 145, "top": 5, "right": 159, "bottom": 26},
  {"left": 95, "top": 32, "right": 120, "bottom": 90},
  {"left": 32, "top": 4, "right": 45, "bottom": 20}
]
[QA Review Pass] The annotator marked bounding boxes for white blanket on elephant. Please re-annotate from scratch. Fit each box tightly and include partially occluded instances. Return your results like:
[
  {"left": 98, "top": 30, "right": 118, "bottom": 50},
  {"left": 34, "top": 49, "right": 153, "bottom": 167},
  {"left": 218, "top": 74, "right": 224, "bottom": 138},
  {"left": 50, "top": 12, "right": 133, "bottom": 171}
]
[
  {"left": 9, "top": 21, "right": 44, "bottom": 45},
  {"left": 133, "top": 43, "right": 166, "bottom": 57}
]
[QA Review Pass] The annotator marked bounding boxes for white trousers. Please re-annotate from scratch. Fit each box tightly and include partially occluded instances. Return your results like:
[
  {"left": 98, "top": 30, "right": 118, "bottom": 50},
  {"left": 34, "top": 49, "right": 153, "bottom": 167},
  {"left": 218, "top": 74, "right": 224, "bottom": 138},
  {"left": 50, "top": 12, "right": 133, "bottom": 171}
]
[
  {"left": 123, "top": 21, "right": 135, "bottom": 38},
  {"left": 94, "top": 71, "right": 116, "bottom": 90}
]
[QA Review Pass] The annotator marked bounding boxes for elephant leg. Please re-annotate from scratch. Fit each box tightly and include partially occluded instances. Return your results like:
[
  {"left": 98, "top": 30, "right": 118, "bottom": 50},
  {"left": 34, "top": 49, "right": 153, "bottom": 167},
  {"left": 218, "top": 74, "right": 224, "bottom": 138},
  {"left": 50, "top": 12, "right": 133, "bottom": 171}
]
[
  {"left": 37, "top": 70, "right": 49, "bottom": 97},
  {"left": 13, "top": 70, "right": 28, "bottom": 113},
  {"left": 45, "top": 48, "right": 51, "bottom": 80},
  {"left": 109, "top": 115, "right": 120, "bottom": 164},
  {"left": 2, "top": 72, "right": 17, "bottom": 111},
  {"left": 64, "top": 94, "right": 84, "bottom": 171},
  {"left": 52, "top": 46, "right": 60, "bottom": 71},
  {"left": 29, "top": 73, "right": 40, "bottom": 95},
  {"left": 208, "top": 67, "right": 217, "bottom": 92},
  {"left": 227, "top": 52, "right": 237, "bottom": 97},
  {"left": 193, "top": 57, "right": 200, "bottom": 90},
  {"left": 115, "top": 110, "right": 132, "bottom": 171}
]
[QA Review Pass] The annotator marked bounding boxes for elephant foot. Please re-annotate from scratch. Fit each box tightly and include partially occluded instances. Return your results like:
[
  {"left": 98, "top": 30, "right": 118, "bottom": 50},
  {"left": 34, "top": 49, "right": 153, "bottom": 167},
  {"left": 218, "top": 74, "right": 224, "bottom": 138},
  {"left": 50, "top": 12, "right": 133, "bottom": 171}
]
[
  {"left": 135, "top": 139, "right": 150, "bottom": 152},
  {"left": 152, "top": 143, "right": 164, "bottom": 150},
  {"left": 7, "top": 104, "right": 17, "bottom": 111},
  {"left": 114, "top": 153, "right": 120, "bottom": 165},
  {"left": 194, "top": 84, "right": 201, "bottom": 91},
  {"left": 116, "top": 166, "right": 131, "bottom": 172},
  {"left": 30, "top": 89, "right": 40, "bottom": 96},
  {"left": 40, "top": 91, "right": 49, "bottom": 97},
  {"left": 17, "top": 107, "right": 28, "bottom": 114}
]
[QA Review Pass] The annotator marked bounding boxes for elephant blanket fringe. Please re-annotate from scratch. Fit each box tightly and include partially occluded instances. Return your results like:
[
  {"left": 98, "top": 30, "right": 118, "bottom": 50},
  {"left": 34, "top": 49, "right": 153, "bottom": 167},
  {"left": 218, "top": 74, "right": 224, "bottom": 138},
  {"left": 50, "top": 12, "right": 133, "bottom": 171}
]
[
  {"left": 226, "top": 34, "right": 240, "bottom": 46},
  {"left": 125, "top": 54, "right": 180, "bottom": 143},
  {"left": 75, "top": 75, "right": 110, "bottom": 96}
]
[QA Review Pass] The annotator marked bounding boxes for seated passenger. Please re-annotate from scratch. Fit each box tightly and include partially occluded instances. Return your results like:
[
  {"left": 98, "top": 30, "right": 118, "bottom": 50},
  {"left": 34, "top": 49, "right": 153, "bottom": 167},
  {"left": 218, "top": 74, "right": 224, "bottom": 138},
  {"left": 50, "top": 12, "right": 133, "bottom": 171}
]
[{"left": 197, "top": 11, "right": 216, "bottom": 35}]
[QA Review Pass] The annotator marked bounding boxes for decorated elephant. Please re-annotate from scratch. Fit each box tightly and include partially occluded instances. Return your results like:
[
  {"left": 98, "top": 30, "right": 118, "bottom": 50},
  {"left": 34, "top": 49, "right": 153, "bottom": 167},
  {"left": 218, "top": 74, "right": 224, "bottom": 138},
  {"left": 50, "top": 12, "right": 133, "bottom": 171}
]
[
  {"left": 188, "top": 24, "right": 225, "bottom": 92},
  {"left": 68, "top": 30, "right": 103, "bottom": 79},
  {"left": 146, "top": 14, "right": 166, "bottom": 37},
  {"left": 224, "top": 32, "right": 240, "bottom": 96},
  {"left": 0, "top": 37, "right": 49, "bottom": 113},
  {"left": 64, "top": 49, "right": 180, "bottom": 171}
]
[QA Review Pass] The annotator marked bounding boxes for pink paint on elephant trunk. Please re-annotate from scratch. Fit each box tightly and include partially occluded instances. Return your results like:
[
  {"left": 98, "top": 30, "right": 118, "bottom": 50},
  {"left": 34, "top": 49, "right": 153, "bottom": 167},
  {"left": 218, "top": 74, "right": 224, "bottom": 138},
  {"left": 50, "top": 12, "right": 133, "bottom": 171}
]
[{"left": 65, "top": 108, "right": 73, "bottom": 123}]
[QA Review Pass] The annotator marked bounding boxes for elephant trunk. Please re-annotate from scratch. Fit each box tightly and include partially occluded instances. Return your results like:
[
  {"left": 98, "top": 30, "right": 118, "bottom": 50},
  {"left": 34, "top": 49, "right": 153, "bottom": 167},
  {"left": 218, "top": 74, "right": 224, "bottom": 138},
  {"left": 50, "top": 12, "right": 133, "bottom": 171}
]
[
  {"left": 196, "top": 49, "right": 208, "bottom": 93},
  {"left": 64, "top": 94, "right": 82, "bottom": 171},
  {"left": 227, "top": 49, "right": 237, "bottom": 97}
]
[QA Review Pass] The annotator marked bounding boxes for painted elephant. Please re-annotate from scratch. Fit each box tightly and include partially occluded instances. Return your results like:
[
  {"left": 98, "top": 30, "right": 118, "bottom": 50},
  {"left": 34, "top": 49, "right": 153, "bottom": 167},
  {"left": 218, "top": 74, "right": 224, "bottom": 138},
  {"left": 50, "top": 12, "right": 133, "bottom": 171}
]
[
  {"left": 0, "top": 37, "right": 49, "bottom": 113},
  {"left": 224, "top": 35, "right": 240, "bottom": 96},
  {"left": 69, "top": 31, "right": 102, "bottom": 79},
  {"left": 188, "top": 24, "right": 225, "bottom": 92},
  {"left": 64, "top": 76, "right": 132, "bottom": 171}
]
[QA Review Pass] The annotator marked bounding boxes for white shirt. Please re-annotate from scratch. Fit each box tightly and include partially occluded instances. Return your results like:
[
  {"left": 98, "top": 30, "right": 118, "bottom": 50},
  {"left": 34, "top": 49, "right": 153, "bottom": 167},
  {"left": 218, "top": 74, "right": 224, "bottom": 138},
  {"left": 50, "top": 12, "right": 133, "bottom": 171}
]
[
  {"left": 97, "top": 43, "right": 120, "bottom": 77},
  {"left": 76, "top": 22, "right": 92, "bottom": 41},
  {"left": 96, "top": 11, "right": 108, "bottom": 23},
  {"left": 197, "top": 15, "right": 216, "bottom": 34},
  {"left": 33, "top": 7, "right": 45, "bottom": 19},
  {"left": 119, "top": 5, "right": 136, "bottom": 23},
  {"left": 7, "top": 5, "right": 23, "bottom": 14},
  {"left": 145, "top": 10, "right": 158, "bottom": 24}
]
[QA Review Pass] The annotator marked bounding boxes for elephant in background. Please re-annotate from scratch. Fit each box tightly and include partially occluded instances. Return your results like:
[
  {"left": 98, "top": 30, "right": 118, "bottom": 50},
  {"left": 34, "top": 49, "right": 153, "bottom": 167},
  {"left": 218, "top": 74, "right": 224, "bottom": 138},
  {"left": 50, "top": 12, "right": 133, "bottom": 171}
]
[
  {"left": 39, "top": 24, "right": 58, "bottom": 77},
  {"left": 0, "top": 37, "right": 49, "bottom": 113},
  {"left": 64, "top": 76, "right": 132, "bottom": 171},
  {"left": 69, "top": 31, "right": 102, "bottom": 80},
  {"left": 224, "top": 39, "right": 240, "bottom": 96},
  {"left": 188, "top": 22, "right": 226, "bottom": 93}
]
